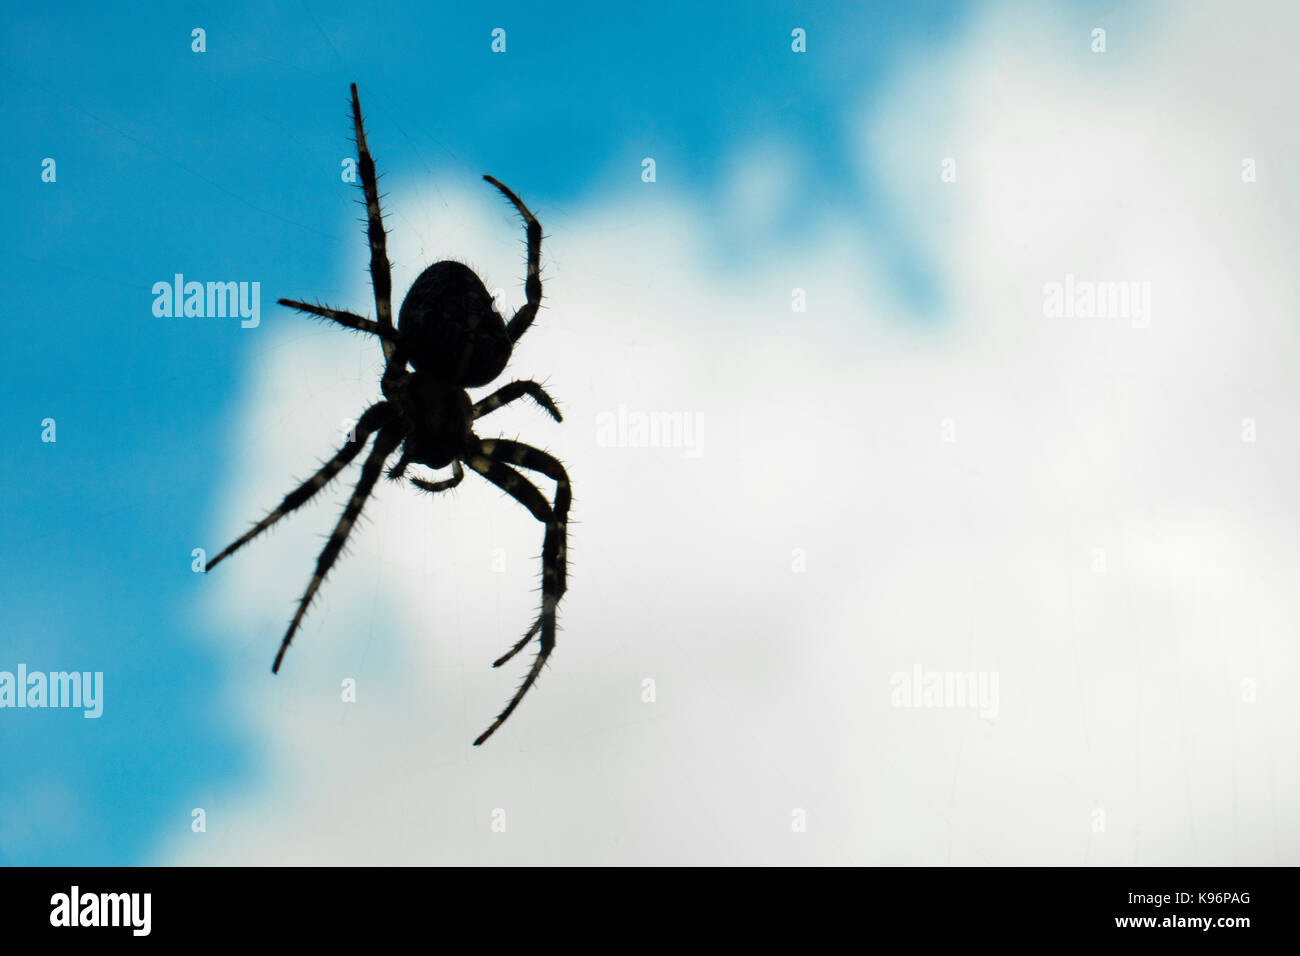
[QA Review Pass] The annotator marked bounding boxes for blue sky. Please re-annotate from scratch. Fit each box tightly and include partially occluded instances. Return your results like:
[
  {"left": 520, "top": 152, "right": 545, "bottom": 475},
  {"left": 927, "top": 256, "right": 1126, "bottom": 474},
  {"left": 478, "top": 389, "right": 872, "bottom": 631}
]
[
  {"left": 0, "top": 0, "right": 970, "bottom": 865},
  {"left": 6, "top": 1, "right": 1297, "bottom": 867}
]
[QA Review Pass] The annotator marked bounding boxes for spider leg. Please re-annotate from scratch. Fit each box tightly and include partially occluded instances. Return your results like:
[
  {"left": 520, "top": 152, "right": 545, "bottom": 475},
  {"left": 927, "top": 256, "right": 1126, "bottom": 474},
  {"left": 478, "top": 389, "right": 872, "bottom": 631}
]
[
  {"left": 387, "top": 446, "right": 413, "bottom": 481},
  {"left": 277, "top": 299, "right": 397, "bottom": 341},
  {"left": 465, "top": 451, "right": 561, "bottom": 745},
  {"left": 273, "top": 426, "right": 403, "bottom": 673},
  {"left": 409, "top": 460, "right": 465, "bottom": 494},
  {"left": 477, "top": 439, "right": 571, "bottom": 667},
  {"left": 492, "top": 619, "right": 542, "bottom": 671},
  {"left": 472, "top": 380, "right": 562, "bottom": 423},
  {"left": 350, "top": 83, "right": 396, "bottom": 361},
  {"left": 482, "top": 175, "right": 542, "bottom": 344},
  {"left": 207, "top": 402, "right": 393, "bottom": 571}
]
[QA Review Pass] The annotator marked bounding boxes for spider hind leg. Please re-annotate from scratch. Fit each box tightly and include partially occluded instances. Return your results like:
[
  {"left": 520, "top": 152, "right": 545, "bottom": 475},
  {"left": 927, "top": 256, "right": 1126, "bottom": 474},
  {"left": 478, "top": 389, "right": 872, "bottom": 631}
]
[
  {"left": 273, "top": 427, "right": 402, "bottom": 673},
  {"left": 207, "top": 402, "right": 392, "bottom": 571},
  {"left": 466, "top": 443, "right": 570, "bottom": 745},
  {"left": 481, "top": 439, "right": 570, "bottom": 662}
]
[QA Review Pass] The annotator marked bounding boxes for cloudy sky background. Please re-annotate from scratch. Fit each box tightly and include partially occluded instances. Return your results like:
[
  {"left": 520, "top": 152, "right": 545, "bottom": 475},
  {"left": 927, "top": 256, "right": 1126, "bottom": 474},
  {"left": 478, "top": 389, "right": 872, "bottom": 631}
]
[{"left": 2, "top": 0, "right": 1297, "bottom": 864}]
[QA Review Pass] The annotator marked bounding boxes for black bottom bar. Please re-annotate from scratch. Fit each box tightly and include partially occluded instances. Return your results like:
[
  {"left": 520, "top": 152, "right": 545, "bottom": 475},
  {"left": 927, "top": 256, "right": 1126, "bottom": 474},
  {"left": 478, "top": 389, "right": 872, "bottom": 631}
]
[{"left": 1, "top": 865, "right": 1290, "bottom": 942}]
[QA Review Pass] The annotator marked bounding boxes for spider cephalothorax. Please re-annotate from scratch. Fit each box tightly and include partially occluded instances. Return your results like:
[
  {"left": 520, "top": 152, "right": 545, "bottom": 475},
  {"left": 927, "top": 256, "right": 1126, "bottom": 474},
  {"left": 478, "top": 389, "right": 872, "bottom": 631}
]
[{"left": 207, "top": 83, "right": 570, "bottom": 746}]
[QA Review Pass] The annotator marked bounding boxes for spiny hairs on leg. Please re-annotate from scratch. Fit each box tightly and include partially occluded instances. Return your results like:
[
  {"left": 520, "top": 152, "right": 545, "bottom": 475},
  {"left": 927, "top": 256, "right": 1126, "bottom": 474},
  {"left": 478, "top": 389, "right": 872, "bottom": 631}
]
[
  {"left": 273, "top": 428, "right": 401, "bottom": 673},
  {"left": 480, "top": 439, "right": 571, "bottom": 670},
  {"left": 493, "top": 619, "right": 539, "bottom": 669},
  {"left": 277, "top": 298, "right": 397, "bottom": 341},
  {"left": 465, "top": 444, "right": 569, "bottom": 745},
  {"left": 482, "top": 175, "right": 543, "bottom": 344},
  {"left": 472, "top": 380, "right": 562, "bottom": 423},
  {"left": 349, "top": 83, "right": 395, "bottom": 361},
  {"left": 473, "top": 628, "right": 555, "bottom": 747},
  {"left": 206, "top": 402, "right": 392, "bottom": 572},
  {"left": 409, "top": 460, "right": 464, "bottom": 495},
  {"left": 488, "top": 485, "right": 567, "bottom": 672}
]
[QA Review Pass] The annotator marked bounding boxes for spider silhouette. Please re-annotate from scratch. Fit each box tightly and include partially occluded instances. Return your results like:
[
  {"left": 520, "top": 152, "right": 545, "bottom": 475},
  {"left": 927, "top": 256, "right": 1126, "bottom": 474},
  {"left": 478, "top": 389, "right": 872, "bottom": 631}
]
[{"left": 207, "top": 84, "right": 570, "bottom": 746}]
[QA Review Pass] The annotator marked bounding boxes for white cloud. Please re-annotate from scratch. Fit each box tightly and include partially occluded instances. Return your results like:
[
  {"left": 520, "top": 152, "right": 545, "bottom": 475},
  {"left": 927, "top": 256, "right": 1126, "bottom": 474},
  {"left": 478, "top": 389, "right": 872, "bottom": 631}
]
[{"left": 160, "top": 0, "right": 1300, "bottom": 864}]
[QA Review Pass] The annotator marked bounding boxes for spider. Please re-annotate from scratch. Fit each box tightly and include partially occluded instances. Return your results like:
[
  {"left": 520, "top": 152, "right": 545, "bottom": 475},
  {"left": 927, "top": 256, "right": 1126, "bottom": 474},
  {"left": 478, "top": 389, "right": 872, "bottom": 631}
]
[{"left": 207, "top": 84, "right": 570, "bottom": 746}]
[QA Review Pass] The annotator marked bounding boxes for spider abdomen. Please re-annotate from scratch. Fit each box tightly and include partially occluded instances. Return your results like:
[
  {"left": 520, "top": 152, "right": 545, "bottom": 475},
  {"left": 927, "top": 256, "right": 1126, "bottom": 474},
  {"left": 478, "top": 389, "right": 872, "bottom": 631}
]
[{"left": 398, "top": 261, "right": 511, "bottom": 387}]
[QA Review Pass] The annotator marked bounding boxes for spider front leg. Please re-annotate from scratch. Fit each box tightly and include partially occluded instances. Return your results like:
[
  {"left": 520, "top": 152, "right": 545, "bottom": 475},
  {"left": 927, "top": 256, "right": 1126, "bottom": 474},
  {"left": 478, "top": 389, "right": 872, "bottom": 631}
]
[
  {"left": 482, "top": 175, "right": 542, "bottom": 343},
  {"left": 277, "top": 299, "right": 397, "bottom": 342},
  {"left": 465, "top": 450, "right": 568, "bottom": 745},
  {"left": 206, "top": 402, "right": 393, "bottom": 571},
  {"left": 351, "top": 83, "right": 396, "bottom": 360},
  {"left": 274, "top": 426, "right": 402, "bottom": 672},
  {"left": 473, "top": 380, "right": 562, "bottom": 423}
]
